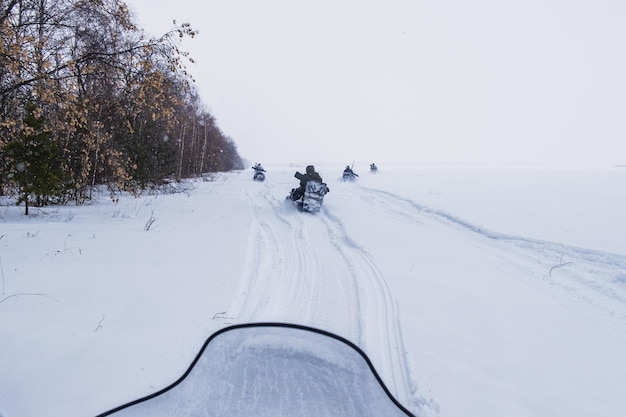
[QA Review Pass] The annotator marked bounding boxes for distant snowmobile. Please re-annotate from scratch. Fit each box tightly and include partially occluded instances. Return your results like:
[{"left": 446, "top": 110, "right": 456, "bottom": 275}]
[
  {"left": 342, "top": 165, "right": 359, "bottom": 181},
  {"left": 252, "top": 163, "right": 266, "bottom": 181},
  {"left": 288, "top": 171, "right": 329, "bottom": 213},
  {"left": 370, "top": 163, "right": 378, "bottom": 173}
]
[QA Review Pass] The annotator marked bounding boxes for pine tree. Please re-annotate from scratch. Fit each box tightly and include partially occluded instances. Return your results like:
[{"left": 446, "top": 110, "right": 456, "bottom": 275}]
[{"left": 5, "top": 103, "right": 69, "bottom": 214}]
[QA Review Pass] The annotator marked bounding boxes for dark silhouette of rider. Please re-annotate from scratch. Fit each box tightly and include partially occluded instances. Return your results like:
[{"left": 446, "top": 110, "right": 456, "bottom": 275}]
[
  {"left": 291, "top": 165, "right": 324, "bottom": 201},
  {"left": 343, "top": 165, "right": 358, "bottom": 178}
]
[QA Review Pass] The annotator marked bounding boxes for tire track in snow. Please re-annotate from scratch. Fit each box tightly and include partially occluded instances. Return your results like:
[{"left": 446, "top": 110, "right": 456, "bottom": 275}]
[
  {"left": 227, "top": 183, "right": 286, "bottom": 320},
  {"left": 230, "top": 180, "right": 362, "bottom": 344},
  {"left": 276, "top": 204, "right": 363, "bottom": 344},
  {"left": 354, "top": 184, "right": 626, "bottom": 322},
  {"left": 319, "top": 208, "right": 420, "bottom": 409},
  {"left": 292, "top": 218, "right": 361, "bottom": 338},
  {"left": 231, "top": 176, "right": 433, "bottom": 415}
]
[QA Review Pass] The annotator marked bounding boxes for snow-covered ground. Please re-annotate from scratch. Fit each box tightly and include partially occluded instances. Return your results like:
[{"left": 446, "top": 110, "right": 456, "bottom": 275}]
[{"left": 1, "top": 164, "right": 625, "bottom": 417}]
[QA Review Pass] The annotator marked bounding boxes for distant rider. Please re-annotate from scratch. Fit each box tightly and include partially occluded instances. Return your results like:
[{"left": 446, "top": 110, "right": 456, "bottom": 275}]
[
  {"left": 252, "top": 163, "right": 266, "bottom": 181},
  {"left": 343, "top": 165, "right": 358, "bottom": 178}
]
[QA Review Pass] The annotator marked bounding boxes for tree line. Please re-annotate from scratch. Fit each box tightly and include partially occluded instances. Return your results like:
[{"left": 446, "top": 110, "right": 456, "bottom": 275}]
[{"left": 1, "top": 0, "right": 243, "bottom": 214}]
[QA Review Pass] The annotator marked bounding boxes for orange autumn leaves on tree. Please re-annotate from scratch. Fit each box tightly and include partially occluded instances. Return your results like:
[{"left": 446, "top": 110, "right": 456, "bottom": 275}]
[{"left": 0, "top": 0, "right": 242, "bottom": 212}]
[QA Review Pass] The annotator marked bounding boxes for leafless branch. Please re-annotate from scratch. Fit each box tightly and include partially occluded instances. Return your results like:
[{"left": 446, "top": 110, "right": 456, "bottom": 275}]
[{"left": 546, "top": 254, "right": 573, "bottom": 279}]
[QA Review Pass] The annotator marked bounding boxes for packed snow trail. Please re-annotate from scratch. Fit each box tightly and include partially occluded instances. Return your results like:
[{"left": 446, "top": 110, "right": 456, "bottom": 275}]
[
  {"left": 348, "top": 182, "right": 626, "bottom": 324},
  {"left": 226, "top": 172, "right": 427, "bottom": 413},
  {"left": 226, "top": 168, "right": 626, "bottom": 417}
]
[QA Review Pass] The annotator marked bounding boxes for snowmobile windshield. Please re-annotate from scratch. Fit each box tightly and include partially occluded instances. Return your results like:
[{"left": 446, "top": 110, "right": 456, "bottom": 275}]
[{"left": 96, "top": 323, "right": 415, "bottom": 417}]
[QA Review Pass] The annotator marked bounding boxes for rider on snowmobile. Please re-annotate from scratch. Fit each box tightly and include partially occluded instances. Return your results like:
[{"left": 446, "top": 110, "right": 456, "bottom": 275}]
[
  {"left": 291, "top": 165, "right": 324, "bottom": 201},
  {"left": 343, "top": 165, "right": 358, "bottom": 179}
]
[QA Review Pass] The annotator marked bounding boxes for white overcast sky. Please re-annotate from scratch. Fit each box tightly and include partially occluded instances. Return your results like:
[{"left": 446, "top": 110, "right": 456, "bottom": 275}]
[{"left": 125, "top": 0, "right": 626, "bottom": 166}]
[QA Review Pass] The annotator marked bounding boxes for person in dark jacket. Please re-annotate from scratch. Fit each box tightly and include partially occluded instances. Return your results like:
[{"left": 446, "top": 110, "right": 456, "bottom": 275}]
[
  {"left": 291, "top": 165, "right": 324, "bottom": 201},
  {"left": 342, "top": 165, "right": 358, "bottom": 180}
]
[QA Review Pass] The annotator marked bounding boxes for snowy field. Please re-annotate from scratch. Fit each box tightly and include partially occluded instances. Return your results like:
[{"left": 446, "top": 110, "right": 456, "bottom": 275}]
[{"left": 1, "top": 163, "right": 625, "bottom": 417}]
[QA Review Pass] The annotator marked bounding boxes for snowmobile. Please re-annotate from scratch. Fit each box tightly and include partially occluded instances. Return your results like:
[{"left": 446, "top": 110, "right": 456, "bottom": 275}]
[
  {"left": 342, "top": 166, "right": 359, "bottom": 181},
  {"left": 370, "top": 163, "right": 378, "bottom": 173},
  {"left": 95, "top": 323, "right": 416, "bottom": 417},
  {"left": 252, "top": 164, "right": 266, "bottom": 181},
  {"left": 288, "top": 171, "right": 329, "bottom": 213}
]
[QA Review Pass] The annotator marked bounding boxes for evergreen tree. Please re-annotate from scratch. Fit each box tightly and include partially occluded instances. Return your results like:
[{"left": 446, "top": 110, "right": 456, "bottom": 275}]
[{"left": 4, "top": 103, "right": 69, "bottom": 214}]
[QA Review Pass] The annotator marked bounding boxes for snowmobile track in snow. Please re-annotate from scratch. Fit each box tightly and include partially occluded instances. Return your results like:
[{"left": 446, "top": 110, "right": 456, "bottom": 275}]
[
  {"left": 351, "top": 183, "right": 626, "bottom": 323},
  {"left": 230, "top": 180, "right": 420, "bottom": 410}
]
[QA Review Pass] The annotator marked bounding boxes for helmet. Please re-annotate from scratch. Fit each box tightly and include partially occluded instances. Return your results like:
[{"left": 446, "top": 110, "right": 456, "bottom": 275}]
[{"left": 306, "top": 165, "right": 315, "bottom": 174}]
